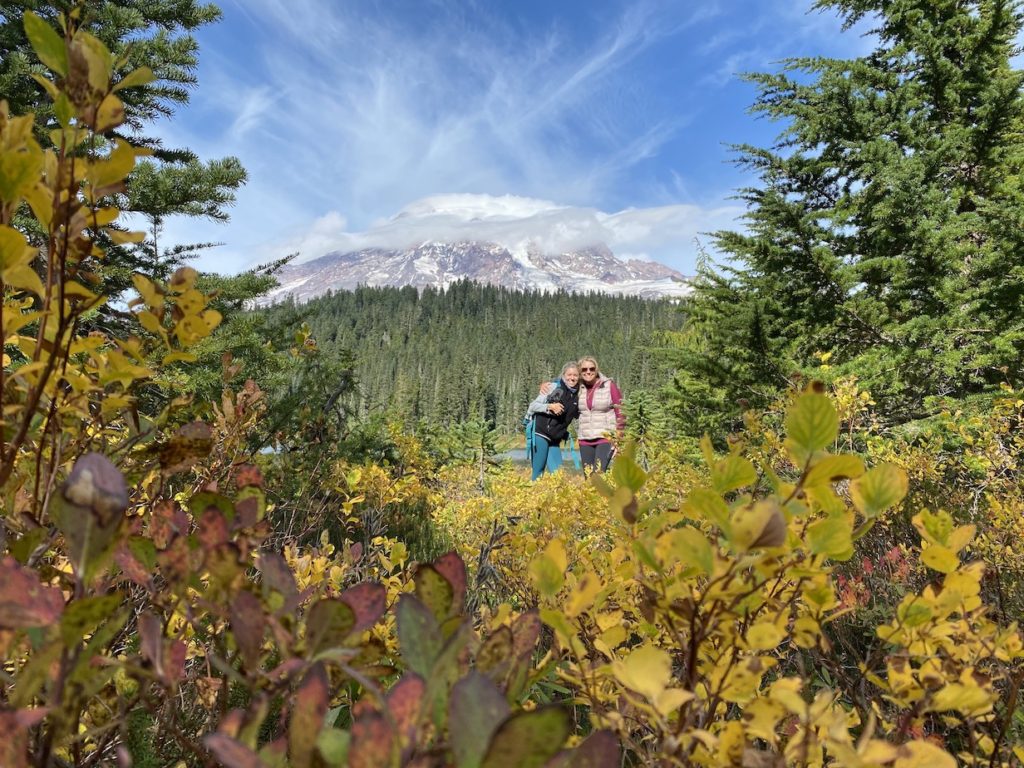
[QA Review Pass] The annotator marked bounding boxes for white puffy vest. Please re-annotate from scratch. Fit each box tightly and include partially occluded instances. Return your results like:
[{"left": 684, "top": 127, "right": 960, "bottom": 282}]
[{"left": 577, "top": 378, "right": 618, "bottom": 441}]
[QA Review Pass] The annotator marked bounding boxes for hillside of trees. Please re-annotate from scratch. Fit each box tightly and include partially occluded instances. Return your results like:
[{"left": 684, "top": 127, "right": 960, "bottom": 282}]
[{"left": 266, "top": 282, "right": 682, "bottom": 431}]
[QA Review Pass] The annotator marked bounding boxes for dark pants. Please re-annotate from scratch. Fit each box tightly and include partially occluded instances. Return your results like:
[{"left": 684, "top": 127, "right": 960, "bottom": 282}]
[{"left": 580, "top": 443, "right": 613, "bottom": 473}]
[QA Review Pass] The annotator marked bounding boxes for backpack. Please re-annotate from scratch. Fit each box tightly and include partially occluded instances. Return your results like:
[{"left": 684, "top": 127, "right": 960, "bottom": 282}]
[{"left": 524, "top": 382, "right": 581, "bottom": 470}]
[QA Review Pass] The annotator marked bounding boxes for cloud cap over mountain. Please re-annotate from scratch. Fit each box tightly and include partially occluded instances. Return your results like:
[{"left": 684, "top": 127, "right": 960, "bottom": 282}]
[{"left": 282, "top": 193, "right": 743, "bottom": 267}]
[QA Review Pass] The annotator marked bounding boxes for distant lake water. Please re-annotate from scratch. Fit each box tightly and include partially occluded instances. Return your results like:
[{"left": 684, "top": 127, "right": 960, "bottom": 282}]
[{"left": 495, "top": 448, "right": 582, "bottom": 469}]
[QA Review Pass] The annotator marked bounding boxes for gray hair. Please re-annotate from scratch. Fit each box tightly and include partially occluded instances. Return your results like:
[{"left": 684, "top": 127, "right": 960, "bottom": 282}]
[{"left": 560, "top": 361, "right": 580, "bottom": 378}]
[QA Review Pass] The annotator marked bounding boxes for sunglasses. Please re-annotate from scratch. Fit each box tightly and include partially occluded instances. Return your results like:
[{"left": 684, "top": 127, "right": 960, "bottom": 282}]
[{"left": 580, "top": 367, "right": 596, "bottom": 372}]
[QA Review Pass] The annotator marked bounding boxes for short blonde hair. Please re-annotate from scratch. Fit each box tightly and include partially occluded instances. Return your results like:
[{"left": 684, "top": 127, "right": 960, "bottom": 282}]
[{"left": 578, "top": 356, "right": 599, "bottom": 374}]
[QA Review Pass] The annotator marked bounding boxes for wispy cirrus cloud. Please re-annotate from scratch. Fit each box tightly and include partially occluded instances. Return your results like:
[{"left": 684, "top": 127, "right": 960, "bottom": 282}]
[{"left": 156, "top": 0, "right": 881, "bottom": 275}]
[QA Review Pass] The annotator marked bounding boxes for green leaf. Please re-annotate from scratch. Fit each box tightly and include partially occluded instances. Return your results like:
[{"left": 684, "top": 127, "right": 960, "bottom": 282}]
[
  {"left": 113, "top": 65, "right": 155, "bottom": 91},
  {"left": 851, "top": 465, "right": 908, "bottom": 518},
  {"left": 480, "top": 707, "right": 572, "bottom": 768},
  {"left": 807, "top": 513, "right": 853, "bottom": 561},
  {"left": 611, "top": 450, "right": 646, "bottom": 492},
  {"left": 396, "top": 594, "right": 443, "bottom": 677},
  {"left": 784, "top": 393, "right": 838, "bottom": 464},
  {"left": 60, "top": 594, "right": 122, "bottom": 644},
  {"left": 711, "top": 454, "right": 757, "bottom": 494},
  {"left": 316, "top": 729, "right": 350, "bottom": 767},
  {"left": 450, "top": 672, "right": 511, "bottom": 768},
  {"left": 24, "top": 12, "right": 68, "bottom": 76},
  {"left": 684, "top": 487, "right": 730, "bottom": 530}
]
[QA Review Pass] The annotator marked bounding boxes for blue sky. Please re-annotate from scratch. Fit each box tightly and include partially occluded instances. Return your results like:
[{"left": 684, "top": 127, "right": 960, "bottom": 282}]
[{"left": 156, "top": 0, "right": 877, "bottom": 275}]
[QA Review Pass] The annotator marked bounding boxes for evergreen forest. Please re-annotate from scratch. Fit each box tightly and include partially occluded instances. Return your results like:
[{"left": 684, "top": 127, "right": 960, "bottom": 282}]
[
  {"left": 2, "top": 1, "right": 1024, "bottom": 767},
  {"left": 267, "top": 282, "right": 681, "bottom": 431}
]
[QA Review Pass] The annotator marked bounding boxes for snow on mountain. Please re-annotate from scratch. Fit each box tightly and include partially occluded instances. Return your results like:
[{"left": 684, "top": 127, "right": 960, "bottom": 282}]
[{"left": 261, "top": 240, "right": 690, "bottom": 304}]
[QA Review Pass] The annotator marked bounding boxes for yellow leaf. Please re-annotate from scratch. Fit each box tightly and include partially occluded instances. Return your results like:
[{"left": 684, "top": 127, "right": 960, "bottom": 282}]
[
  {"left": 529, "top": 538, "right": 567, "bottom": 598},
  {"left": 106, "top": 228, "right": 145, "bottom": 245},
  {"left": 564, "top": 571, "right": 602, "bottom": 618},
  {"left": 730, "top": 500, "right": 788, "bottom": 552},
  {"left": 921, "top": 544, "right": 959, "bottom": 574},
  {"left": 0, "top": 225, "right": 36, "bottom": 270},
  {"left": 612, "top": 644, "right": 671, "bottom": 702},
  {"left": 746, "top": 620, "right": 785, "bottom": 651},
  {"left": 654, "top": 687, "right": 693, "bottom": 717},
  {"left": 3, "top": 265, "right": 45, "bottom": 297},
  {"left": 662, "top": 526, "right": 713, "bottom": 574},
  {"left": 892, "top": 740, "right": 956, "bottom": 768},
  {"left": 86, "top": 139, "right": 135, "bottom": 193},
  {"left": 131, "top": 273, "right": 163, "bottom": 309}
]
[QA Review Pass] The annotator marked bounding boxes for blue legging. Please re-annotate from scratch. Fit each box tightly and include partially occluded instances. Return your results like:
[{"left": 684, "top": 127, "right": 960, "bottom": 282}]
[{"left": 530, "top": 433, "right": 563, "bottom": 480}]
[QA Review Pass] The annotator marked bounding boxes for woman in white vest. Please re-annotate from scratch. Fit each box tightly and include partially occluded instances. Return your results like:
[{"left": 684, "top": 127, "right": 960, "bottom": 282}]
[
  {"left": 539, "top": 355, "right": 624, "bottom": 473},
  {"left": 575, "top": 356, "right": 624, "bottom": 473}
]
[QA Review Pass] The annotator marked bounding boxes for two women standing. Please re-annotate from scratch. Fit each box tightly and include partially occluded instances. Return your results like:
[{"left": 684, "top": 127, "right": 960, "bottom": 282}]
[{"left": 526, "top": 356, "right": 624, "bottom": 479}]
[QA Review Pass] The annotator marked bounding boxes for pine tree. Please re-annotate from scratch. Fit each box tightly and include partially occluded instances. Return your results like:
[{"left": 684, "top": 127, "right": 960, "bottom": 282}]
[
  {"left": 2, "top": 1, "right": 247, "bottom": 309},
  {"left": 671, "top": 0, "right": 1024, "bottom": 430}
]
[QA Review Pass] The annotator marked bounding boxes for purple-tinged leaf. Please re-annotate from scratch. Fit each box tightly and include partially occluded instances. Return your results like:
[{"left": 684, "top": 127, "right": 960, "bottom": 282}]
[
  {"left": 387, "top": 673, "right": 425, "bottom": 748},
  {"left": 340, "top": 582, "right": 386, "bottom": 633},
  {"left": 0, "top": 707, "right": 47, "bottom": 768},
  {"left": 305, "top": 598, "right": 356, "bottom": 656}
]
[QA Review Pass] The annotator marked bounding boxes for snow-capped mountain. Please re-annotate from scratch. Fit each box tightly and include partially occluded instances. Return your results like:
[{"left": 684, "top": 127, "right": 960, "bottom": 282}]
[{"left": 263, "top": 241, "right": 690, "bottom": 303}]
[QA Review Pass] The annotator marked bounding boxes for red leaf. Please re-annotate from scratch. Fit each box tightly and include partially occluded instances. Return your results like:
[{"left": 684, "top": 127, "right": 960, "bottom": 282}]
[
  {"left": 433, "top": 551, "right": 467, "bottom": 609},
  {"left": 340, "top": 582, "right": 386, "bottom": 633},
  {"left": 113, "top": 542, "right": 151, "bottom": 587},
  {"left": 149, "top": 499, "right": 189, "bottom": 550},
  {"left": 349, "top": 710, "right": 394, "bottom": 768},
  {"left": 0, "top": 557, "right": 64, "bottom": 629},
  {"left": 138, "top": 612, "right": 165, "bottom": 679},
  {"left": 204, "top": 733, "right": 270, "bottom": 768},
  {"left": 289, "top": 663, "right": 329, "bottom": 768},
  {"left": 230, "top": 591, "right": 266, "bottom": 670},
  {"left": 386, "top": 673, "right": 425, "bottom": 746},
  {"left": 258, "top": 552, "right": 297, "bottom": 600},
  {"left": 511, "top": 610, "right": 542, "bottom": 660},
  {"left": 198, "top": 507, "right": 230, "bottom": 549},
  {"left": 234, "top": 464, "right": 264, "bottom": 489}
]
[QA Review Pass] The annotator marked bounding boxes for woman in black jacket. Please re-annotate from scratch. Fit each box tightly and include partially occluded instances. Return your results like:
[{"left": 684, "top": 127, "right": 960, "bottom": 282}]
[{"left": 525, "top": 361, "right": 580, "bottom": 480}]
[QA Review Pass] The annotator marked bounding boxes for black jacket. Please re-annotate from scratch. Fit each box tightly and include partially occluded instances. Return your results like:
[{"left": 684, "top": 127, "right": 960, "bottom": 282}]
[{"left": 532, "top": 382, "right": 580, "bottom": 444}]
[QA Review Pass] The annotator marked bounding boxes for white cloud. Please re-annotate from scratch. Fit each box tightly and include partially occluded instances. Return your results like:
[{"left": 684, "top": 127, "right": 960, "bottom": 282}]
[{"left": 266, "top": 193, "right": 743, "bottom": 273}]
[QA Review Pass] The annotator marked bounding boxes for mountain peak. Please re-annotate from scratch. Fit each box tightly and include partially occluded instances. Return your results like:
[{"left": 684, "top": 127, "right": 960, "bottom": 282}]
[{"left": 263, "top": 240, "right": 689, "bottom": 304}]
